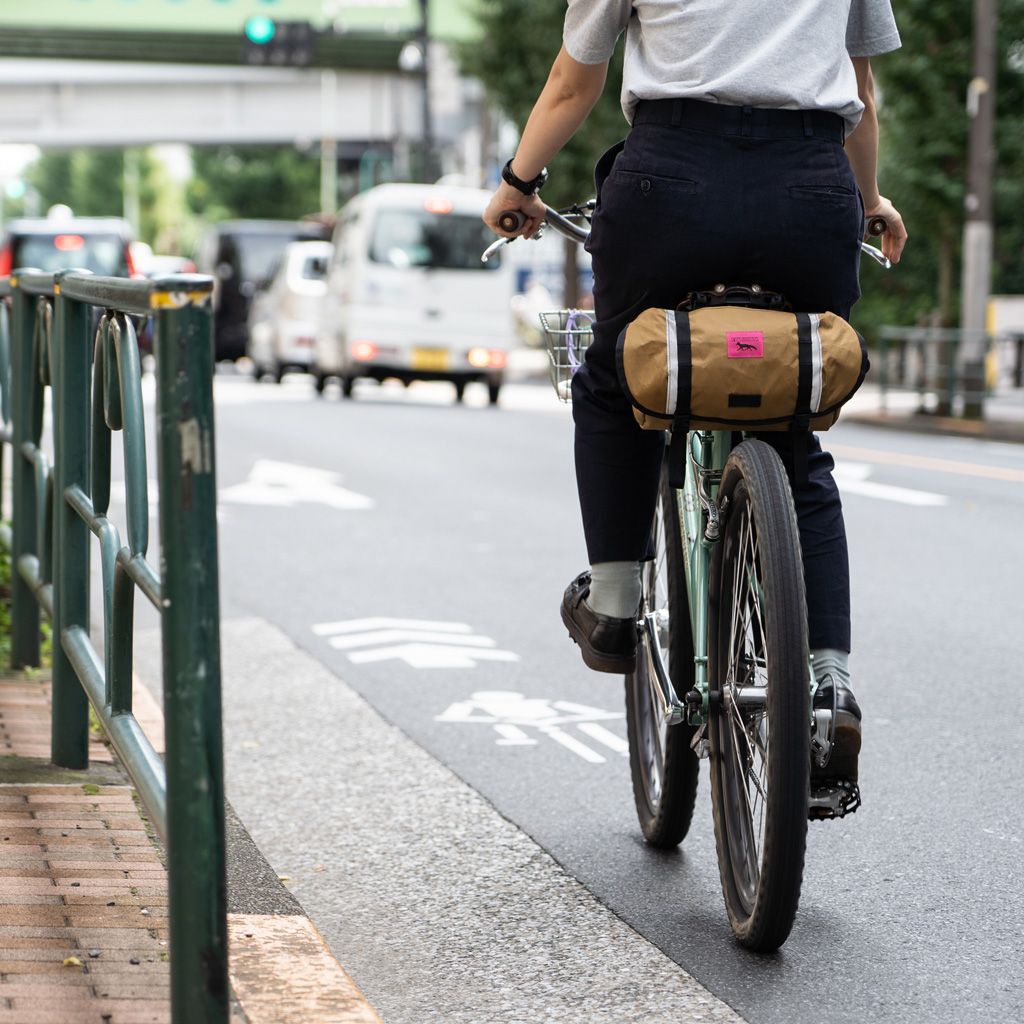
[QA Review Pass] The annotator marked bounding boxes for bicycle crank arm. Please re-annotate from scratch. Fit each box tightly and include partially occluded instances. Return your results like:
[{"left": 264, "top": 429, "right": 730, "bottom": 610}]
[{"left": 641, "top": 613, "right": 687, "bottom": 725}]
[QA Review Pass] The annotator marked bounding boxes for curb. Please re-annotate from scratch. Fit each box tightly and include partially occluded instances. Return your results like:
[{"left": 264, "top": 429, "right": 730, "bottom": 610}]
[
  {"left": 0, "top": 673, "right": 382, "bottom": 1024},
  {"left": 844, "top": 410, "right": 1024, "bottom": 444}
]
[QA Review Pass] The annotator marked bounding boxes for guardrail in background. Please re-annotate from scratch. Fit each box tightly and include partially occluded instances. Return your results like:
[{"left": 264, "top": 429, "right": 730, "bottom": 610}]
[
  {"left": 874, "top": 326, "right": 1015, "bottom": 415},
  {"left": 0, "top": 270, "right": 228, "bottom": 1024}
]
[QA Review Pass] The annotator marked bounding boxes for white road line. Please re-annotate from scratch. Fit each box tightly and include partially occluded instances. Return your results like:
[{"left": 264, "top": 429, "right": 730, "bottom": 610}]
[
  {"left": 576, "top": 722, "right": 630, "bottom": 755},
  {"left": 313, "top": 618, "right": 473, "bottom": 636},
  {"left": 834, "top": 461, "right": 948, "bottom": 507},
  {"left": 328, "top": 630, "right": 497, "bottom": 651},
  {"left": 348, "top": 644, "right": 520, "bottom": 668},
  {"left": 538, "top": 724, "right": 605, "bottom": 764}
]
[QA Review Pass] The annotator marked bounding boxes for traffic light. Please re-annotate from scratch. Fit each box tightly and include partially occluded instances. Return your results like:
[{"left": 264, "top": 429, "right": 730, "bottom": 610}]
[{"left": 242, "top": 18, "right": 315, "bottom": 67}]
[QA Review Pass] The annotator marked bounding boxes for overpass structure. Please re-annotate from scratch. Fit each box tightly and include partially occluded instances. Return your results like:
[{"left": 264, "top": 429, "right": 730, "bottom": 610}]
[{"left": 0, "top": 58, "right": 469, "bottom": 149}]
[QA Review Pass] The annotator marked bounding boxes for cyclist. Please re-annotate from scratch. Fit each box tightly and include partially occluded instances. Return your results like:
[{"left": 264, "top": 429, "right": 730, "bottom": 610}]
[{"left": 483, "top": 1, "right": 908, "bottom": 786}]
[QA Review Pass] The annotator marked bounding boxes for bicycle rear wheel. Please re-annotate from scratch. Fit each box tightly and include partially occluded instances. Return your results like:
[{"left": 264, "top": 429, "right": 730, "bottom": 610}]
[
  {"left": 625, "top": 469, "right": 700, "bottom": 848},
  {"left": 708, "top": 440, "right": 809, "bottom": 951}
]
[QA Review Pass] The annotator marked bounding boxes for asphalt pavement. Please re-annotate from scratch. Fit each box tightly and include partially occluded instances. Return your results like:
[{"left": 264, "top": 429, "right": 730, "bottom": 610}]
[{"left": 127, "top": 369, "right": 1024, "bottom": 1023}]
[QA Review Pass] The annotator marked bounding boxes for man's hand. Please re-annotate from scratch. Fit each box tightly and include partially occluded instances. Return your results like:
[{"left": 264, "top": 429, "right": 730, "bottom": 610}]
[
  {"left": 483, "top": 181, "right": 546, "bottom": 240},
  {"left": 864, "top": 195, "right": 907, "bottom": 264}
]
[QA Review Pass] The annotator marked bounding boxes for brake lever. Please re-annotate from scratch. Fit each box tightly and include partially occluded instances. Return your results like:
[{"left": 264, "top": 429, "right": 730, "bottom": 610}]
[
  {"left": 481, "top": 237, "right": 512, "bottom": 263},
  {"left": 860, "top": 241, "right": 891, "bottom": 270}
]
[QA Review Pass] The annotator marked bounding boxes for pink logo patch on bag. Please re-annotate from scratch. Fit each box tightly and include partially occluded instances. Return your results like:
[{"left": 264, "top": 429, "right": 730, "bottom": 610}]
[{"left": 727, "top": 331, "right": 764, "bottom": 358}]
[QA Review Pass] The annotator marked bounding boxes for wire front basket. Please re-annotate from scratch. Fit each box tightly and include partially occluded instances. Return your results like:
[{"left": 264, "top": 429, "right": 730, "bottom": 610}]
[{"left": 538, "top": 309, "right": 595, "bottom": 402}]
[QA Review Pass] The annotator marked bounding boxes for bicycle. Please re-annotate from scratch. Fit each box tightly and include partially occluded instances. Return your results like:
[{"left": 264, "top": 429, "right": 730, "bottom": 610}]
[{"left": 484, "top": 205, "right": 889, "bottom": 952}]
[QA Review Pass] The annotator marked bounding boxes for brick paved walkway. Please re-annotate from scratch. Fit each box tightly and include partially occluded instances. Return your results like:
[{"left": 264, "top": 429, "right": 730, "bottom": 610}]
[{"left": 0, "top": 674, "right": 381, "bottom": 1024}]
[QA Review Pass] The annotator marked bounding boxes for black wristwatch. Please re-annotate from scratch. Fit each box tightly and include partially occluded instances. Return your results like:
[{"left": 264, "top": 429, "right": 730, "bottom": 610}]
[{"left": 502, "top": 159, "right": 548, "bottom": 196}]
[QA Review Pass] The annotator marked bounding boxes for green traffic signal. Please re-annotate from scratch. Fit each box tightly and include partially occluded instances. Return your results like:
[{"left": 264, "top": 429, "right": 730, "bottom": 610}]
[{"left": 244, "top": 15, "right": 276, "bottom": 45}]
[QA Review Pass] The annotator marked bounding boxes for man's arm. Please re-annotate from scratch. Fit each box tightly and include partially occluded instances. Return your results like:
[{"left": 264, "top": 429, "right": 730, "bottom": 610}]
[
  {"left": 846, "top": 56, "right": 907, "bottom": 263},
  {"left": 483, "top": 47, "right": 609, "bottom": 239}
]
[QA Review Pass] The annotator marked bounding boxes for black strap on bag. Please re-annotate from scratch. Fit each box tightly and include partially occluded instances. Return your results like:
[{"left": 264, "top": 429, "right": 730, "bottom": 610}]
[{"left": 792, "top": 313, "right": 814, "bottom": 487}]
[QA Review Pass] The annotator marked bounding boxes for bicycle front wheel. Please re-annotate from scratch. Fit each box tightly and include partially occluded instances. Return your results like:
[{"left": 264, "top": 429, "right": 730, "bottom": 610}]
[
  {"left": 625, "top": 469, "right": 700, "bottom": 848},
  {"left": 708, "top": 440, "right": 810, "bottom": 952}
]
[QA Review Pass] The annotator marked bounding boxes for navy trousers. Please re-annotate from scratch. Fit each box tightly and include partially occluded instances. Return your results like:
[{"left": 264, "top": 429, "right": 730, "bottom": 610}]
[{"left": 571, "top": 99, "right": 864, "bottom": 652}]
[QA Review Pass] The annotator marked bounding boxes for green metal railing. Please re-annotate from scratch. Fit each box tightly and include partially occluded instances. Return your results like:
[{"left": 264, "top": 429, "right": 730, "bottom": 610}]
[
  {"left": 876, "top": 326, "right": 994, "bottom": 415},
  {"left": 0, "top": 269, "right": 228, "bottom": 1023}
]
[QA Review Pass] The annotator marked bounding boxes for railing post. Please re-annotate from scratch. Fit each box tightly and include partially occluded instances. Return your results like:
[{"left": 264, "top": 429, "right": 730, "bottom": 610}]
[
  {"left": 51, "top": 281, "right": 91, "bottom": 768},
  {"left": 153, "top": 283, "right": 228, "bottom": 1023},
  {"left": 9, "top": 284, "right": 41, "bottom": 669}
]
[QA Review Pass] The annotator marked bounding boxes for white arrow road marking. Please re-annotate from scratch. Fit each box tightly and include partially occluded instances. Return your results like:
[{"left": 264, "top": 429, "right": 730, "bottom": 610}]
[
  {"left": 435, "top": 691, "right": 627, "bottom": 763},
  {"left": 220, "top": 459, "right": 374, "bottom": 510},
  {"left": 313, "top": 618, "right": 519, "bottom": 668},
  {"left": 349, "top": 644, "right": 520, "bottom": 668},
  {"left": 313, "top": 618, "right": 473, "bottom": 637},
  {"left": 329, "top": 630, "right": 498, "bottom": 651},
  {"left": 833, "top": 461, "right": 948, "bottom": 507}
]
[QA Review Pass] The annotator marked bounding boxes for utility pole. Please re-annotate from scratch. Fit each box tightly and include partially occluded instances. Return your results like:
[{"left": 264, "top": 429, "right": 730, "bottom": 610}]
[
  {"left": 417, "top": 0, "right": 434, "bottom": 182},
  {"left": 959, "top": 0, "right": 997, "bottom": 419}
]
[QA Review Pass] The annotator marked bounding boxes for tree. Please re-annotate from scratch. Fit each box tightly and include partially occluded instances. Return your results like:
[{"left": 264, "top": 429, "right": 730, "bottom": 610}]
[
  {"left": 457, "top": 0, "right": 627, "bottom": 303},
  {"left": 186, "top": 145, "right": 321, "bottom": 223},
  {"left": 863, "top": 1, "right": 1024, "bottom": 339}
]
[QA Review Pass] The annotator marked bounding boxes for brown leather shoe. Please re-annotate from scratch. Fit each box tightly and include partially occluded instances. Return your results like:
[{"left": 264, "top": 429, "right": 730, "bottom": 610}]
[{"left": 560, "top": 572, "right": 639, "bottom": 674}]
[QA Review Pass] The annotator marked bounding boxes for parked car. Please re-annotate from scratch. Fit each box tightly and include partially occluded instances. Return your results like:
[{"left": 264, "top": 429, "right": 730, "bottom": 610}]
[
  {"left": 248, "top": 240, "right": 332, "bottom": 382},
  {"left": 313, "top": 184, "right": 516, "bottom": 404},
  {"left": 195, "top": 219, "right": 330, "bottom": 362},
  {"left": 0, "top": 210, "right": 136, "bottom": 278}
]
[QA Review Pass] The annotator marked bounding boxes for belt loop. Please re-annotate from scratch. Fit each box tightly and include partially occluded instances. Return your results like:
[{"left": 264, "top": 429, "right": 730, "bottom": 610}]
[
  {"left": 802, "top": 111, "right": 814, "bottom": 138},
  {"left": 741, "top": 105, "right": 752, "bottom": 138},
  {"left": 671, "top": 98, "right": 683, "bottom": 126}
]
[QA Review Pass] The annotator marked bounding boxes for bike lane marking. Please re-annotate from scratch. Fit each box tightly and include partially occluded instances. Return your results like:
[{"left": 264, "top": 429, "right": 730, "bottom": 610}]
[{"left": 435, "top": 691, "right": 629, "bottom": 764}]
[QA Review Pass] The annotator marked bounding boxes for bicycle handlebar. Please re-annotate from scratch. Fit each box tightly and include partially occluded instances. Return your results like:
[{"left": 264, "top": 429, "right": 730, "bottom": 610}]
[{"left": 483, "top": 204, "right": 891, "bottom": 268}]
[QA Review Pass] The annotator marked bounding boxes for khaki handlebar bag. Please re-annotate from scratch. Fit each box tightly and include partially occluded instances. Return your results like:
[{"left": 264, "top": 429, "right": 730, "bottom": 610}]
[{"left": 616, "top": 305, "right": 869, "bottom": 432}]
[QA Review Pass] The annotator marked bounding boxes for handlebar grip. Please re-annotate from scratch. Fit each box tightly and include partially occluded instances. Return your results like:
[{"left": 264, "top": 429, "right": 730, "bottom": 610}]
[
  {"left": 867, "top": 216, "right": 888, "bottom": 237},
  {"left": 497, "top": 211, "right": 527, "bottom": 234}
]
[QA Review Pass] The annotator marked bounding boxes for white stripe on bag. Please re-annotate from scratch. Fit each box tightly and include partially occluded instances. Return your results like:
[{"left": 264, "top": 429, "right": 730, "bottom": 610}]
[
  {"left": 809, "top": 313, "right": 824, "bottom": 414},
  {"left": 665, "top": 311, "right": 678, "bottom": 417}
]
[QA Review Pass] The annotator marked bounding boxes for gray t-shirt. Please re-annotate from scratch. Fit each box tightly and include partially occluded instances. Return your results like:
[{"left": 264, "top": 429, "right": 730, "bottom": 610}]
[{"left": 563, "top": 0, "right": 901, "bottom": 130}]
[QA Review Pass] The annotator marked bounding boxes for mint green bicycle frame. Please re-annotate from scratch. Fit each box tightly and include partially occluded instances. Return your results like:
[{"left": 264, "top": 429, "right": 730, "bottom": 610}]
[{"left": 640, "top": 428, "right": 818, "bottom": 730}]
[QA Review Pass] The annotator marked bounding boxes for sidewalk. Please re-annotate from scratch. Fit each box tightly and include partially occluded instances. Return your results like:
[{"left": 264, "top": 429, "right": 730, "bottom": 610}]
[
  {"left": 0, "top": 672, "right": 382, "bottom": 1024},
  {"left": 843, "top": 382, "right": 1024, "bottom": 443}
]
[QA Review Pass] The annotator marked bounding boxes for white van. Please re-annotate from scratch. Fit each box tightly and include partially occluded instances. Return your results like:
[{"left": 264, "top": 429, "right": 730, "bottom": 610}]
[{"left": 313, "top": 183, "right": 516, "bottom": 404}]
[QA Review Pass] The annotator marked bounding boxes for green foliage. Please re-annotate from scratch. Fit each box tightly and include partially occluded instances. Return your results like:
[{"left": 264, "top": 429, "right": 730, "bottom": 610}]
[
  {"left": 186, "top": 145, "right": 321, "bottom": 222},
  {"left": 21, "top": 148, "right": 188, "bottom": 251},
  {"left": 26, "top": 150, "right": 123, "bottom": 218},
  {"left": 456, "top": 0, "right": 626, "bottom": 208},
  {"left": 861, "top": 1, "right": 1024, "bottom": 337},
  {"left": 0, "top": 526, "right": 51, "bottom": 672}
]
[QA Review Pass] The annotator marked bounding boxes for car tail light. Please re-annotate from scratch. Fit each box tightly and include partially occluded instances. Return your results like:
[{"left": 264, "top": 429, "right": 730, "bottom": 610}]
[
  {"left": 0, "top": 245, "right": 11, "bottom": 277},
  {"left": 352, "top": 340, "right": 378, "bottom": 362},
  {"left": 124, "top": 244, "right": 139, "bottom": 278},
  {"left": 468, "top": 347, "right": 507, "bottom": 369}
]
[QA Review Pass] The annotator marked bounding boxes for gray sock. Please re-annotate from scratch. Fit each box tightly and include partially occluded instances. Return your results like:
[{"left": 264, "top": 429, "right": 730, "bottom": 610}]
[
  {"left": 811, "top": 648, "right": 851, "bottom": 690},
  {"left": 588, "top": 561, "right": 643, "bottom": 618}
]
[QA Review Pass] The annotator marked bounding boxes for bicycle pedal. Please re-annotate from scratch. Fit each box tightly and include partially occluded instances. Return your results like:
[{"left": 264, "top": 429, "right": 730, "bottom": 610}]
[{"left": 808, "top": 779, "right": 861, "bottom": 821}]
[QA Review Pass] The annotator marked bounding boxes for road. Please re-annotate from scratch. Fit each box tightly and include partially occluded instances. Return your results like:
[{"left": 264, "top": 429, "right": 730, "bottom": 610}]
[{"left": 132, "top": 370, "right": 1024, "bottom": 1023}]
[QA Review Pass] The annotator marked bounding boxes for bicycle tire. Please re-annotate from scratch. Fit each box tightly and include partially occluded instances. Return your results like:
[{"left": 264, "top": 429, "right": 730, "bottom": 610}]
[
  {"left": 625, "top": 467, "right": 700, "bottom": 848},
  {"left": 707, "top": 439, "right": 809, "bottom": 952}
]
